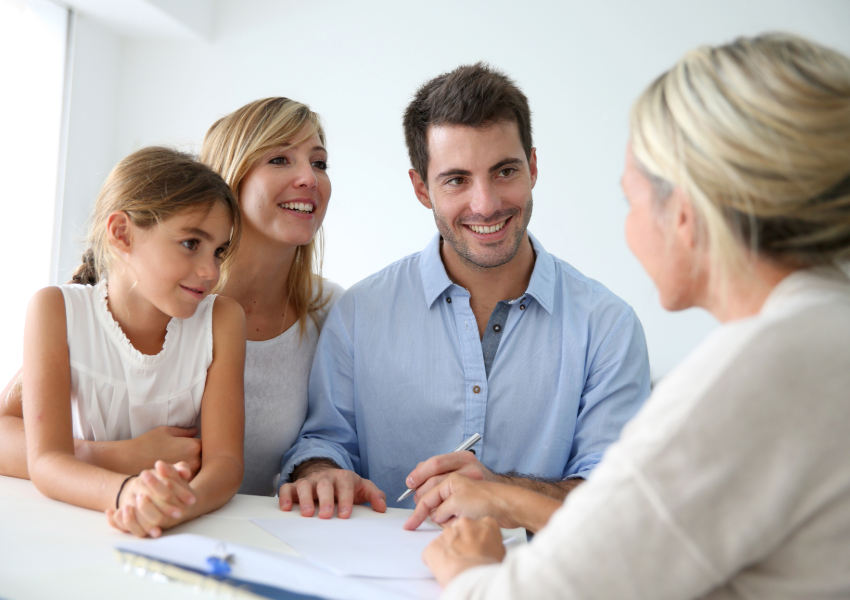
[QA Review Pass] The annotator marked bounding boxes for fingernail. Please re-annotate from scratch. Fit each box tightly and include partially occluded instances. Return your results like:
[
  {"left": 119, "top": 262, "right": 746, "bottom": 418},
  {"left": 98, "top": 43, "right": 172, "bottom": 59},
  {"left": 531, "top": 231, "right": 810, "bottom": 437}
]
[
  {"left": 172, "top": 510, "right": 181, "bottom": 518},
  {"left": 339, "top": 507, "right": 350, "bottom": 514},
  {"left": 151, "top": 528, "right": 160, "bottom": 538},
  {"left": 303, "top": 505, "right": 313, "bottom": 512},
  {"left": 406, "top": 477, "right": 414, "bottom": 486},
  {"left": 187, "top": 495, "right": 196, "bottom": 505}
]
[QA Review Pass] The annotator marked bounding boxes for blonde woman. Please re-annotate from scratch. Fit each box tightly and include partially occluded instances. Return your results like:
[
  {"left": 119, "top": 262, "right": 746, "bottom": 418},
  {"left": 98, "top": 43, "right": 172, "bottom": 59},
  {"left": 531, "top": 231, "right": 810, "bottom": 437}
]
[
  {"left": 410, "top": 34, "right": 850, "bottom": 598},
  {"left": 200, "top": 98, "right": 342, "bottom": 496},
  {"left": 0, "top": 98, "right": 341, "bottom": 498}
]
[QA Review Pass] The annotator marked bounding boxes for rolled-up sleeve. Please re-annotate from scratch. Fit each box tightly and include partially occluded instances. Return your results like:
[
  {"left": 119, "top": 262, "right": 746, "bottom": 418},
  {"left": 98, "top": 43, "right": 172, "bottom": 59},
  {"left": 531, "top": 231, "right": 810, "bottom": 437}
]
[
  {"left": 565, "top": 307, "right": 650, "bottom": 478},
  {"left": 280, "top": 302, "right": 361, "bottom": 484}
]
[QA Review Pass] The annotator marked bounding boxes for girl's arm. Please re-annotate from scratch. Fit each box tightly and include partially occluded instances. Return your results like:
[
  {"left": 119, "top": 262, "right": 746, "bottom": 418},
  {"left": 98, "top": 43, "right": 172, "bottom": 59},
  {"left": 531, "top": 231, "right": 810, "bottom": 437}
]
[
  {"left": 1, "top": 370, "right": 201, "bottom": 479},
  {"left": 112, "top": 296, "right": 246, "bottom": 534},
  {"left": 22, "top": 287, "right": 130, "bottom": 510}
]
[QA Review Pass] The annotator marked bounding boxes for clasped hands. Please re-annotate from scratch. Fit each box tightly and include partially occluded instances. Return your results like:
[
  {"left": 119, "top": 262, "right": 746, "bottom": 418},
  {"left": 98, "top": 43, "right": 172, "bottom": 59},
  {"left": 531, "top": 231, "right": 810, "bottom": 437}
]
[{"left": 106, "top": 460, "right": 197, "bottom": 538}]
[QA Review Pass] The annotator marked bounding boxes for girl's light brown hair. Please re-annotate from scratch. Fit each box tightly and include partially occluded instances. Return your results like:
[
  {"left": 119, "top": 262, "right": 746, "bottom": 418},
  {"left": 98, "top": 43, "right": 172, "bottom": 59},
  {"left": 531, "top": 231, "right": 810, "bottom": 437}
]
[
  {"left": 71, "top": 146, "right": 240, "bottom": 288},
  {"left": 630, "top": 33, "right": 850, "bottom": 276},
  {"left": 199, "top": 97, "right": 328, "bottom": 335}
]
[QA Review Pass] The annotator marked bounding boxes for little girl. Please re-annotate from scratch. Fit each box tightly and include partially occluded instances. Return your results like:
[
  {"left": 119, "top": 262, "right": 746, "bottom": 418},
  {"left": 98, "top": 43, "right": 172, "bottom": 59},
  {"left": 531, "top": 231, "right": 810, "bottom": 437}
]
[{"left": 22, "top": 147, "right": 246, "bottom": 538}]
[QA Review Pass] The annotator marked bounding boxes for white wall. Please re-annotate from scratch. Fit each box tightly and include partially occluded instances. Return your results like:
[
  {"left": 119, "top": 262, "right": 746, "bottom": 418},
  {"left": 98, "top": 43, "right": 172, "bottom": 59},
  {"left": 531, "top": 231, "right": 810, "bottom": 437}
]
[{"left": 60, "top": 0, "right": 850, "bottom": 379}]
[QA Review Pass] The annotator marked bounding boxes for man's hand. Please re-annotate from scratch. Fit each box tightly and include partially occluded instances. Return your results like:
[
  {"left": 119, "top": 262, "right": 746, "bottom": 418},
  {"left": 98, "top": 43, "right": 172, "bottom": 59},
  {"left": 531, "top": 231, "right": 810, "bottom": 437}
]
[
  {"left": 407, "top": 451, "right": 497, "bottom": 503},
  {"left": 130, "top": 426, "right": 202, "bottom": 477},
  {"left": 278, "top": 463, "right": 387, "bottom": 519},
  {"left": 422, "top": 516, "right": 505, "bottom": 588},
  {"left": 404, "top": 474, "right": 518, "bottom": 531}
]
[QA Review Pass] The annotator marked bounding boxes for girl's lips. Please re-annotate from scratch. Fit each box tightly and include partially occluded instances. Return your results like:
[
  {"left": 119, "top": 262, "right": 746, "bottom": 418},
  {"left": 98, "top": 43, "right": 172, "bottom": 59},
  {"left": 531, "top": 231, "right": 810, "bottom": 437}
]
[{"left": 180, "top": 285, "right": 205, "bottom": 300}]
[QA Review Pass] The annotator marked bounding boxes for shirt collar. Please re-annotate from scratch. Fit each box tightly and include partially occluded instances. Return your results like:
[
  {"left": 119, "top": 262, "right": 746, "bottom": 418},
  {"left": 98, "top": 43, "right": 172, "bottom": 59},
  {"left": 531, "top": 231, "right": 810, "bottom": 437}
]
[{"left": 419, "top": 232, "right": 556, "bottom": 314}]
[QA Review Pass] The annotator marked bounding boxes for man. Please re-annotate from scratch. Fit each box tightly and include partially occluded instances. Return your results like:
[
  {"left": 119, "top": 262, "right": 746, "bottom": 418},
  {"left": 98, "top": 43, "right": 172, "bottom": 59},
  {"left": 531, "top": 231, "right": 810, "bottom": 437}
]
[{"left": 278, "top": 62, "right": 650, "bottom": 518}]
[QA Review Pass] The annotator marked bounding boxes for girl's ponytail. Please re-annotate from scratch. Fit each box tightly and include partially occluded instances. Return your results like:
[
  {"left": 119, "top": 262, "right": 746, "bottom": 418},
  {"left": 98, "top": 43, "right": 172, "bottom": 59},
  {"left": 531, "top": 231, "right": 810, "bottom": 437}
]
[{"left": 70, "top": 248, "right": 99, "bottom": 285}]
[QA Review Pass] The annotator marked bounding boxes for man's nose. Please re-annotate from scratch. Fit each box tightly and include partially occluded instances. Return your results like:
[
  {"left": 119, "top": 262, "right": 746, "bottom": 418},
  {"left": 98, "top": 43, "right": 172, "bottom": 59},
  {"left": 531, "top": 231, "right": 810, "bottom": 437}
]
[{"left": 469, "top": 179, "right": 499, "bottom": 217}]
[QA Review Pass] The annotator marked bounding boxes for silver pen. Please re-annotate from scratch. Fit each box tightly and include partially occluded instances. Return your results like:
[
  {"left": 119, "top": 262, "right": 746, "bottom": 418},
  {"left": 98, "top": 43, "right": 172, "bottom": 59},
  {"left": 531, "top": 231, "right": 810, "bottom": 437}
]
[{"left": 398, "top": 433, "right": 482, "bottom": 502}]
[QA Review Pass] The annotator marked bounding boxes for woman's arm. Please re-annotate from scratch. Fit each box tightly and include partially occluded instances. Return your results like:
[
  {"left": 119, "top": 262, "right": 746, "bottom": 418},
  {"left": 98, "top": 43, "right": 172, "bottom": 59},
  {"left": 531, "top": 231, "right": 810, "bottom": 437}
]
[{"left": 22, "top": 287, "right": 129, "bottom": 510}]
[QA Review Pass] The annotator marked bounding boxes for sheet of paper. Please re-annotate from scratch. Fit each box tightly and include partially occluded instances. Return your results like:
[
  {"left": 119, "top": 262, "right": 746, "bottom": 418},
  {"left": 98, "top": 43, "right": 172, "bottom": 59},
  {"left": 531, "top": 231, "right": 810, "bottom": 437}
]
[
  {"left": 251, "top": 517, "right": 442, "bottom": 579},
  {"left": 116, "top": 533, "right": 440, "bottom": 600}
]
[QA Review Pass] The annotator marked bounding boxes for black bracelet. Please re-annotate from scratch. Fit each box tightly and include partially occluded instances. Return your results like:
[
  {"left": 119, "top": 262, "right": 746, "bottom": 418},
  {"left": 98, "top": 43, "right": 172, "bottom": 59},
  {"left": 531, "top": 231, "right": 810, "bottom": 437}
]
[{"left": 116, "top": 474, "right": 137, "bottom": 509}]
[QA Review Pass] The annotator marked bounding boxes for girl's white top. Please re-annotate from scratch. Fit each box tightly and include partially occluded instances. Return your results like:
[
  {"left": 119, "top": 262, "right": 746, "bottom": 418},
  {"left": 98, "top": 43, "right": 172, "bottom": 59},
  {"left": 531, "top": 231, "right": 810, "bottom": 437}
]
[
  {"left": 239, "top": 280, "right": 344, "bottom": 497},
  {"left": 62, "top": 280, "right": 214, "bottom": 442},
  {"left": 444, "top": 266, "right": 850, "bottom": 600}
]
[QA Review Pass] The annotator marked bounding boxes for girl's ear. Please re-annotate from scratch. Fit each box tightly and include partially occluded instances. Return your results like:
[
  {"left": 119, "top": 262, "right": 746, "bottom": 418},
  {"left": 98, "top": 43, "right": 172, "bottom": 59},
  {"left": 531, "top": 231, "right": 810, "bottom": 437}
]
[{"left": 106, "top": 211, "right": 133, "bottom": 257}]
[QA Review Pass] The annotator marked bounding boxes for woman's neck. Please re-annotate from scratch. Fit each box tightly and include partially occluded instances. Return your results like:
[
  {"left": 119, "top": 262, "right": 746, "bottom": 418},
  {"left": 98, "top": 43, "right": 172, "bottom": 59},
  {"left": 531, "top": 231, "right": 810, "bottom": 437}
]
[{"left": 701, "top": 257, "right": 799, "bottom": 324}]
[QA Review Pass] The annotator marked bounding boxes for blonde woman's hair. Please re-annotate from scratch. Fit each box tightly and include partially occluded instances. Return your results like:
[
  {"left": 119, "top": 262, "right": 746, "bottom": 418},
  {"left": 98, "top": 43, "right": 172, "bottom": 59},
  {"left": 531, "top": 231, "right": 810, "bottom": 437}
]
[
  {"left": 199, "top": 97, "right": 328, "bottom": 335},
  {"left": 630, "top": 32, "right": 850, "bottom": 275},
  {"left": 71, "top": 146, "right": 241, "bottom": 288}
]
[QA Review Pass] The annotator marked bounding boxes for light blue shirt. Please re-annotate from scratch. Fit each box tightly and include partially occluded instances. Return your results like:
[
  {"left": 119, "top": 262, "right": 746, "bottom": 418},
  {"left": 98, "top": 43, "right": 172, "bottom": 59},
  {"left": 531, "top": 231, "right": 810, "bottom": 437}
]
[{"left": 281, "top": 233, "right": 651, "bottom": 508}]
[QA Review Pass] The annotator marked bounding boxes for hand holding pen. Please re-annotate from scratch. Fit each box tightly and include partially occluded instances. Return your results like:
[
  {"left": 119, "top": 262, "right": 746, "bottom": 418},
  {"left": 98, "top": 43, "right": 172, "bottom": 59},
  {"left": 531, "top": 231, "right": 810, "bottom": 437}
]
[{"left": 399, "top": 433, "right": 494, "bottom": 503}]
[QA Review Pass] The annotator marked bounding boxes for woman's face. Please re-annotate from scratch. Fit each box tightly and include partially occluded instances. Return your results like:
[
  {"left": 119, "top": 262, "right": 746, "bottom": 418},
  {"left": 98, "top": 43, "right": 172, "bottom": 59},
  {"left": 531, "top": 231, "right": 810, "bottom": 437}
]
[
  {"left": 239, "top": 129, "right": 331, "bottom": 248},
  {"left": 622, "top": 146, "right": 700, "bottom": 311}
]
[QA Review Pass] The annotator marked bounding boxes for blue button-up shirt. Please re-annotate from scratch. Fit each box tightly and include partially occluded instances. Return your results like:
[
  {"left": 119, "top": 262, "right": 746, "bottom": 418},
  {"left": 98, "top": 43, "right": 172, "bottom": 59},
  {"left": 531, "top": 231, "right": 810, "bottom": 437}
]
[{"left": 281, "top": 233, "right": 651, "bottom": 508}]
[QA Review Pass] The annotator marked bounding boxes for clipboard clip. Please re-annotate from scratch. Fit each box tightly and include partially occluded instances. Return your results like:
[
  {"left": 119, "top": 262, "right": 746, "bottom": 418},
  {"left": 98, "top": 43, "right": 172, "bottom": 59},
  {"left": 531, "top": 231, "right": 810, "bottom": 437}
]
[{"left": 205, "top": 542, "right": 234, "bottom": 576}]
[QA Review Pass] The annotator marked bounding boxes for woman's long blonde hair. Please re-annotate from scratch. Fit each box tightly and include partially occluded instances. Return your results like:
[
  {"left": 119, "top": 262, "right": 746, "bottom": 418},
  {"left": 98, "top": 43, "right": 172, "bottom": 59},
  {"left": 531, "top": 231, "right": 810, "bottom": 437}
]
[
  {"left": 199, "top": 98, "right": 328, "bottom": 335},
  {"left": 630, "top": 33, "right": 850, "bottom": 277}
]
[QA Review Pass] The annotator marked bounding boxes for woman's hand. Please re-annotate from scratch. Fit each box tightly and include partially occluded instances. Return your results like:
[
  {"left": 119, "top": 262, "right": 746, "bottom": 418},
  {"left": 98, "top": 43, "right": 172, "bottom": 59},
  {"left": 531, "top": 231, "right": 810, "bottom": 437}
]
[
  {"left": 422, "top": 516, "right": 506, "bottom": 588},
  {"left": 106, "top": 461, "right": 197, "bottom": 537}
]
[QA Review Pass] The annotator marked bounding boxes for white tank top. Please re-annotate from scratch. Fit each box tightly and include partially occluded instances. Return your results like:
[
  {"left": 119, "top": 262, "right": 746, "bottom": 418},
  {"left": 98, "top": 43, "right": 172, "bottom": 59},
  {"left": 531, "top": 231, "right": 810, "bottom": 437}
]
[{"left": 61, "top": 280, "right": 214, "bottom": 442}]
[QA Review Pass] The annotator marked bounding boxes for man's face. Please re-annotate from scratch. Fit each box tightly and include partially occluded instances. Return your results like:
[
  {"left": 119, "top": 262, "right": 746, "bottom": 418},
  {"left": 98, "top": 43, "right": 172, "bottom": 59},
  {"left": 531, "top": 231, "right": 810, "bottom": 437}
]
[{"left": 410, "top": 121, "right": 537, "bottom": 270}]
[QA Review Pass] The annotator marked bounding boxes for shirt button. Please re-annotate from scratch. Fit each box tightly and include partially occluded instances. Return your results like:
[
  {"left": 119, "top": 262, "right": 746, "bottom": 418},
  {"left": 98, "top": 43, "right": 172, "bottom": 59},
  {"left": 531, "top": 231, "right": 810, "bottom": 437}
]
[
  {"left": 446, "top": 297, "right": 452, "bottom": 303},
  {"left": 493, "top": 324, "right": 501, "bottom": 333},
  {"left": 472, "top": 385, "right": 481, "bottom": 394},
  {"left": 519, "top": 304, "right": 526, "bottom": 310}
]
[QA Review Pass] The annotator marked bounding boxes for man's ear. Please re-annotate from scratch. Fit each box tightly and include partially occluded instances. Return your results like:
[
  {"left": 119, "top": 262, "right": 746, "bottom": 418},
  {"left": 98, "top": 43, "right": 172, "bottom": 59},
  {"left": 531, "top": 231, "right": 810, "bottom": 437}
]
[
  {"left": 106, "top": 211, "right": 133, "bottom": 257},
  {"left": 528, "top": 147, "right": 538, "bottom": 189},
  {"left": 409, "top": 169, "right": 432, "bottom": 209}
]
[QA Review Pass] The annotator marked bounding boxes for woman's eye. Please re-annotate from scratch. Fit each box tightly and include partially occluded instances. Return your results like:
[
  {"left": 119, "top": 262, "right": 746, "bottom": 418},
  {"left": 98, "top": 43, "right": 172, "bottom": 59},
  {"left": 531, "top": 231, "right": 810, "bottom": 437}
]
[
  {"left": 269, "top": 156, "right": 288, "bottom": 165},
  {"left": 182, "top": 239, "right": 199, "bottom": 251},
  {"left": 312, "top": 160, "right": 329, "bottom": 170}
]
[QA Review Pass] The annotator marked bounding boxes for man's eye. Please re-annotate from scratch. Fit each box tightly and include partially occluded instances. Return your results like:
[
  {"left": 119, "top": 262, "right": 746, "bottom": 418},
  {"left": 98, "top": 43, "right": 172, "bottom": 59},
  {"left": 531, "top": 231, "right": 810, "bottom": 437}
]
[
  {"left": 499, "top": 168, "right": 516, "bottom": 178},
  {"left": 182, "top": 239, "right": 199, "bottom": 251},
  {"left": 269, "top": 156, "right": 288, "bottom": 165},
  {"left": 312, "top": 160, "right": 329, "bottom": 170},
  {"left": 446, "top": 177, "right": 464, "bottom": 186}
]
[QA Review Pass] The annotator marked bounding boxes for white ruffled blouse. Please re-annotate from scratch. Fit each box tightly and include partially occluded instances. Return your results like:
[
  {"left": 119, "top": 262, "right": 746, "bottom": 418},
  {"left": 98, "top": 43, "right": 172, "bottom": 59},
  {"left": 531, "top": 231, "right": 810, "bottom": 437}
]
[{"left": 61, "top": 280, "right": 214, "bottom": 441}]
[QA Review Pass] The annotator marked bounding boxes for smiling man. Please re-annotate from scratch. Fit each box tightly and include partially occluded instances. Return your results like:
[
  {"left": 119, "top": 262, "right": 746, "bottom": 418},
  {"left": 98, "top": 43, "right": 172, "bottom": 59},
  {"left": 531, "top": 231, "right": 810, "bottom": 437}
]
[{"left": 278, "top": 63, "right": 651, "bottom": 518}]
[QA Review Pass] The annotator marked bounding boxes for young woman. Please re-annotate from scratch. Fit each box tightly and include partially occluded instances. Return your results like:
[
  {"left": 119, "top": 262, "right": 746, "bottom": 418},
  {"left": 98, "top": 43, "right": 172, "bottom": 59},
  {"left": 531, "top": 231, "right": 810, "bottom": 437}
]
[
  {"left": 200, "top": 97, "right": 342, "bottom": 497},
  {"left": 411, "top": 33, "right": 850, "bottom": 599},
  {"left": 22, "top": 147, "right": 246, "bottom": 538}
]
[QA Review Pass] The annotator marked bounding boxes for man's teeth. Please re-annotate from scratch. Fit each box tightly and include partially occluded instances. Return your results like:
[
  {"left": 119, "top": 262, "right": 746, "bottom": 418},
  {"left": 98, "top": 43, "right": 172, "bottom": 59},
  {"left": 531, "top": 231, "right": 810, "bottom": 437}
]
[
  {"left": 280, "top": 202, "right": 314, "bottom": 213},
  {"left": 468, "top": 220, "right": 507, "bottom": 234}
]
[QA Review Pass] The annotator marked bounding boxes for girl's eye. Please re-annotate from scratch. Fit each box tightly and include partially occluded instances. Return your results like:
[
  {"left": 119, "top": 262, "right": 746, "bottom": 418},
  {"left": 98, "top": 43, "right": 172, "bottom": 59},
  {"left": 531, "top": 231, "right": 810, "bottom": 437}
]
[
  {"left": 312, "top": 160, "right": 329, "bottom": 170},
  {"left": 269, "top": 156, "right": 288, "bottom": 165},
  {"left": 182, "top": 239, "right": 199, "bottom": 251},
  {"left": 214, "top": 246, "right": 226, "bottom": 259}
]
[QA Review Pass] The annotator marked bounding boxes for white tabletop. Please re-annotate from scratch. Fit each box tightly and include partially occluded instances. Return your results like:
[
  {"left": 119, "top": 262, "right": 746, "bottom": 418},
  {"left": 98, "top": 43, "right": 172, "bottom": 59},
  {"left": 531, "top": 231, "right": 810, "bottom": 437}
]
[{"left": 0, "top": 475, "right": 524, "bottom": 599}]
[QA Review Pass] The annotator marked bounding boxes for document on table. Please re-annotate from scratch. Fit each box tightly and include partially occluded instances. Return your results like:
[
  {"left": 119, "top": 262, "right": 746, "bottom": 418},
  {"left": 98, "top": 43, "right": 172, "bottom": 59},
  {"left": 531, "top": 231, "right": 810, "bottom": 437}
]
[
  {"left": 116, "top": 533, "right": 440, "bottom": 600},
  {"left": 251, "top": 516, "right": 442, "bottom": 579}
]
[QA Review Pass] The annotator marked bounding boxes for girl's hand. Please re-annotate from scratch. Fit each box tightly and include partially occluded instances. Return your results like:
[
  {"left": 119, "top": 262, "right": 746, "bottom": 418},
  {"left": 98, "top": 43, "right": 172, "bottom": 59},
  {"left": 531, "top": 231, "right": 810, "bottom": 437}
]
[
  {"left": 422, "top": 516, "right": 506, "bottom": 587},
  {"left": 131, "top": 427, "right": 202, "bottom": 477},
  {"left": 106, "top": 461, "right": 197, "bottom": 537}
]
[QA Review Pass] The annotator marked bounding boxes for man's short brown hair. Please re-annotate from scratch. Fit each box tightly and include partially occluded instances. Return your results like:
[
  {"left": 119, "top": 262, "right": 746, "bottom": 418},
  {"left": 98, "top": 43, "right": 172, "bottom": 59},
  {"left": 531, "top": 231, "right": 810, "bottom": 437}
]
[{"left": 403, "top": 62, "right": 533, "bottom": 183}]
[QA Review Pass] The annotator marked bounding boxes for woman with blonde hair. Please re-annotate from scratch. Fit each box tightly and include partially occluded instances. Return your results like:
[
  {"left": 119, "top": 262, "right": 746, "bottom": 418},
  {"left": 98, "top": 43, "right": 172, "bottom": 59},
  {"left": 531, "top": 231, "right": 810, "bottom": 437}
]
[
  {"left": 407, "top": 33, "right": 850, "bottom": 598},
  {"left": 200, "top": 97, "right": 342, "bottom": 496}
]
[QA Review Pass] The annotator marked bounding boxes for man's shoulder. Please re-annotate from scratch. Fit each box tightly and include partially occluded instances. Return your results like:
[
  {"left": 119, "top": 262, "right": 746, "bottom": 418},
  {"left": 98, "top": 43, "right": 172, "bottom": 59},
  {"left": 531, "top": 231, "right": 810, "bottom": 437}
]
[
  {"left": 336, "top": 250, "right": 425, "bottom": 308},
  {"left": 547, "top": 252, "right": 632, "bottom": 315}
]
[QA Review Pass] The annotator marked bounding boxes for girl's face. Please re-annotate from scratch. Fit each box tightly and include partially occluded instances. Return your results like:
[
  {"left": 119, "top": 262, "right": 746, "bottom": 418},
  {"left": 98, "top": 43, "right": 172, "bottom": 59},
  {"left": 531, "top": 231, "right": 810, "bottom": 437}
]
[
  {"left": 239, "top": 130, "right": 331, "bottom": 248},
  {"left": 122, "top": 203, "right": 234, "bottom": 319}
]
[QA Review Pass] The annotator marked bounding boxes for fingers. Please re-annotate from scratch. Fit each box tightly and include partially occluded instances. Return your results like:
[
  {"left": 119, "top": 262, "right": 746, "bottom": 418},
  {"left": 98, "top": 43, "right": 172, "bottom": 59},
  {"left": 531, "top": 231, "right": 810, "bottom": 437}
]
[
  {"left": 132, "top": 494, "right": 165, "bottom": 537},
  {"left": 316, "top": 476, "right": 336, "bottom": 519},
  {"left": 295, "top": 479, "right": 317, "bottom": 517},
  {"left": 406, "top": 452, "right": 475, "bottom": 492},
  {"left": 334, "top": 473, "right": 355, "bottom": 519},
  {"left": 137, "top": 471, "right": 185, "bottom": 519},
  {"left": 172, "top": 461, "right": 194, "bottom": 482},
  {"left": 153, "top": 461, "right": 196, "bottom": 505},
  {"left": 413, "top": 474, "right": 447, "bottom": 503},
  {"left": 405, "top": 477, "right": 455, "bottom": 530},
  {"left": 278, "top": 483, "right": 295, "bottom": 511},
  {"left": 168, "top": 426, "right": 199, "bottom": 438},
  {"left": 110, "top": 505, "right": 151, "bottom": 538},
  {"left": 369, "top": 487, "right": 387, "bottom": 513}
]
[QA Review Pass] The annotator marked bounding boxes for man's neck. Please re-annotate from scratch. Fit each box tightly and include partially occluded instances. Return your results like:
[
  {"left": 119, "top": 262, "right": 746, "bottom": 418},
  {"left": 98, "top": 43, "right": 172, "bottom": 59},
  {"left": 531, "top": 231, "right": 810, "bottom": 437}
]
[{"left": 441, "top": 234, "right": 536, "bottom": 338}]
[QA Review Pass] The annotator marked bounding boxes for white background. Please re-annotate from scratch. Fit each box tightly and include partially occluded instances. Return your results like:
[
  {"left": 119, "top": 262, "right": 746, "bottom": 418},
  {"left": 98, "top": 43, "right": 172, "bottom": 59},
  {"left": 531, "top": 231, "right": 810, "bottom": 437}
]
[{"left": 51, "top": 0, "right": 850, "bottom": 382}]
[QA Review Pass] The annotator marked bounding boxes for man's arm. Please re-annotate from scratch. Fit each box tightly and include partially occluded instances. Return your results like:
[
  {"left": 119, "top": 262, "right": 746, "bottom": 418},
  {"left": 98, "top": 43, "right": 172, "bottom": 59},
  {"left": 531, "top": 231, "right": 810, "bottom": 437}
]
[
  {"left": 278, "top": 302, "right": 386, "bottom": 518},
  {"left": 494, "top": 471, "right": 583, "bottom": 499}
]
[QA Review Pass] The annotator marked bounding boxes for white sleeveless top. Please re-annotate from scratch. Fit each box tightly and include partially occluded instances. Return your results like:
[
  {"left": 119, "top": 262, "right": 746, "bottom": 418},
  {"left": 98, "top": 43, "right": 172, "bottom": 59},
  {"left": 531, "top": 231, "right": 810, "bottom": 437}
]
[{"left": 61, "top": 280, "right": 215, "bottom": 442}]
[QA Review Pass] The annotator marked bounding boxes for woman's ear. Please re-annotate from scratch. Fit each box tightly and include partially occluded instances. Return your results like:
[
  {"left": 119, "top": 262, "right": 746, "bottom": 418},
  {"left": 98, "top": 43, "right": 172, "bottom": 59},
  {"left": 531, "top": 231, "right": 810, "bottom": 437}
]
[
  {"left": 670, "top": 188, "right": 698, "bottom": 251},
  {"left": 106, "top": 211, "right": 133, "bottom": 258}
]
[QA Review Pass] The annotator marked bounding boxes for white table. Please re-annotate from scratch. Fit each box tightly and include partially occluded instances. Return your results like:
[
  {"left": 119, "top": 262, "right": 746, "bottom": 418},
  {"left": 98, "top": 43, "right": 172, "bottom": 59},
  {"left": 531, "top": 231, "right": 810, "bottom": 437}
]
[{"left": 0, "top": 476, "right": 523, "bottom": 599}]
